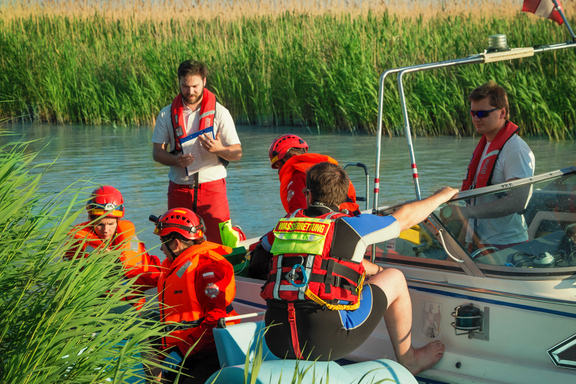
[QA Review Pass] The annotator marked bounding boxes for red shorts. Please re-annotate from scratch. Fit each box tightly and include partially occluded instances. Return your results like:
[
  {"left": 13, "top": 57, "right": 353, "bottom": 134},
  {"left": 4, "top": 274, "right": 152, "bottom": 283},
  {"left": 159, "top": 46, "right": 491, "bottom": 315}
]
[{"left": 168, "top": 179, "right": 230, "bottom": 244}]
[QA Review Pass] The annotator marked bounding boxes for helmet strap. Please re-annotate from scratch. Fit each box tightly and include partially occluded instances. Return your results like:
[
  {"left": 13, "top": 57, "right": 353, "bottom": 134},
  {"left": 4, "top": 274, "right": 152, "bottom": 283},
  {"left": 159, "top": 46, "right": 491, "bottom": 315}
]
[{"left": 164, "top": 238, "right": 181, "bottom": 261}]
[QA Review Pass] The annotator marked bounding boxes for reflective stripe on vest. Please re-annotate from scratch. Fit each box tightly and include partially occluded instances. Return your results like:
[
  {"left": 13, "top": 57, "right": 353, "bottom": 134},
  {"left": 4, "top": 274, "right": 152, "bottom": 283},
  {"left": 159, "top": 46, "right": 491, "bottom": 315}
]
[
  {"left": 158, "top": 242, "right": 237, "bottom": 350},
  {"left": 262, "top": 210, "right": 364, "bottom": 306}
]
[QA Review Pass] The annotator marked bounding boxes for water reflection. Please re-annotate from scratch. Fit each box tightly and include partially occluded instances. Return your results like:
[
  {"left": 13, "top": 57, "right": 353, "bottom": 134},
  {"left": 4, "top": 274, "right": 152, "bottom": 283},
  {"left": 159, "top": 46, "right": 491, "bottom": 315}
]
[{"left": 3, "top": 122, "right": 575, "bottom": 260}]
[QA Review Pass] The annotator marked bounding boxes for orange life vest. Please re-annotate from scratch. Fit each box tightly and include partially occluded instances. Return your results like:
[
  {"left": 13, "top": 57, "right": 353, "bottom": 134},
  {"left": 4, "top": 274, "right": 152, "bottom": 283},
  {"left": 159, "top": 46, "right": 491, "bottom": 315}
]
[
  {"left": 461, "top": 121, "right": 519, "bottom": 191},
  {"left": 260, "top": 210, "right": 364, "bottom": 306},
  {"left": 158, "top": 241, "right": 238, "bottom": 351},
  {"left": 65, "top": 220, "right": 159, "bottom": 308},
  {"left": 170, "top": 89, "right": 217, "bottom": 152},
  {"left": 279, "top": 153, "right": 359, "bottom": 214}
]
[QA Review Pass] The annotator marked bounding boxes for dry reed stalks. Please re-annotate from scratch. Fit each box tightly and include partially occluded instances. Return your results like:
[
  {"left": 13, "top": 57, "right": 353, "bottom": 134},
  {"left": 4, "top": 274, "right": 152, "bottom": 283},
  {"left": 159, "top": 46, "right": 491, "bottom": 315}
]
[{"left": 2, "top": 0, "right": 575, "bottom": 22}]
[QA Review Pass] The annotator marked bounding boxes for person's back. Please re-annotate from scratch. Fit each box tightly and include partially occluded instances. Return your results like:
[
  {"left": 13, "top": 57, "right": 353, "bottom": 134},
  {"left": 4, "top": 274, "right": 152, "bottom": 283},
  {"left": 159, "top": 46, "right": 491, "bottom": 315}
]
[
  {"left": 269, "top": 134, "right": 360, "bottom": 215},
  {"left": 259, "top": 162, "right": 458, "bottom": 375}
]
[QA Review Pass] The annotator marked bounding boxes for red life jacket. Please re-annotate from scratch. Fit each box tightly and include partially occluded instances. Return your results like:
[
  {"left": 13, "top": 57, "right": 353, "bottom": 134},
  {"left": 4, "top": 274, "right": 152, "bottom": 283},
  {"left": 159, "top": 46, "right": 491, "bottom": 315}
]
[
  {"left": 279, "top": 153, "right": 360, "bottom": 214},
  {"left": 461, "top": 121, "right": 519, "bottom": 191},
  {"left": 158, "top": 241, "right": 238, "bottom": 352},
  {"left": 170, "top": 89, "right": 217, "bottom": 152},
  {"left": 260, "top": 210, "right": 364, "bottom": 305}
]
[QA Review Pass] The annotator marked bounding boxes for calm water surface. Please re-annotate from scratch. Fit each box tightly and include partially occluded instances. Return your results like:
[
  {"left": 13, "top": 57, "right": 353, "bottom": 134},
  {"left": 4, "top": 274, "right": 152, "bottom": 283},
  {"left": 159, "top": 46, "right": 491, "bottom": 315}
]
[{"left": 4, "top": 123, "right": 576, "bottom": 259}]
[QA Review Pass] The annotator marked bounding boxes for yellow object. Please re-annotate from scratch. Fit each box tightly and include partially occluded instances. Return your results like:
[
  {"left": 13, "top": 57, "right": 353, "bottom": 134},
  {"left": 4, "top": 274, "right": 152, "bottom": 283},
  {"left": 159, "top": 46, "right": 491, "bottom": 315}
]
[
  {"left": 303, "top": 273, "right": 366, "bottom": 311},
  {"left": 219, "top": 219, "right": 242, "bottom": 248},
  {"left": 399, "top": 225, "right": 421, "bottom": 245}
]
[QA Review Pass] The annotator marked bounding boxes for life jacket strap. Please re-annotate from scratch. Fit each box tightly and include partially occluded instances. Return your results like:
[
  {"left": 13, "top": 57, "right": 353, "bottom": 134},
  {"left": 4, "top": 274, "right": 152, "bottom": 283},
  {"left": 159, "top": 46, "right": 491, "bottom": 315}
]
[
  {"left": 287, "top": 302, "right": 304, "bottom": 359},
  {"left": 303, "top": 272, "right": 365, "bottom": 311},
  {"left": 269, "top": 257, "right": 362, "bottom": 293}
]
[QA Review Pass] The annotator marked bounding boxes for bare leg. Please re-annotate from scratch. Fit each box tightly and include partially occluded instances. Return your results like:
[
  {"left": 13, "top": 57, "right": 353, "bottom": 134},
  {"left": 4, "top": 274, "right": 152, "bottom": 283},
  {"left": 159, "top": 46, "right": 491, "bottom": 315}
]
[{"left": 367, "top": 268, "right": 444, "bottom": 375}]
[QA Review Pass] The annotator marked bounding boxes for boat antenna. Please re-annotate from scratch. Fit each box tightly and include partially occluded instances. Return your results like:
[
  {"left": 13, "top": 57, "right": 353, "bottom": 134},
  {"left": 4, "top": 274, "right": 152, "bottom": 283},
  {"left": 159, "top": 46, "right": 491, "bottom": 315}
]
[{"left": 552, "top": 0, "right": 576, "bottom": 41}]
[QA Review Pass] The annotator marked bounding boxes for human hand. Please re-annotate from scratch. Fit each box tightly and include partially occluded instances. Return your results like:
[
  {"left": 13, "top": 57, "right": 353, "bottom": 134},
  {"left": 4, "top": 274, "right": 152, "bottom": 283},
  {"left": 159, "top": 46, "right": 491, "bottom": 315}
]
[
  {"left": 176, "top": 153, "right": 194, "bottom": 168},
  {"left": 198, "top": 132, "right": 225, "bottom": 154},
  {"left": 434, "top": 187, "right": 459, "bottom": 203}
]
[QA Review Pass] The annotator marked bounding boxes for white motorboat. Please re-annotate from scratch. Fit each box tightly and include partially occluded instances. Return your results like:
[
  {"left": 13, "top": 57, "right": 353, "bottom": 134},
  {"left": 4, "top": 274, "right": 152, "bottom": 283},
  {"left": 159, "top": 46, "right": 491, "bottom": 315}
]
[{"left": 223, "top": 9, "right": 576, "bottom": 384}]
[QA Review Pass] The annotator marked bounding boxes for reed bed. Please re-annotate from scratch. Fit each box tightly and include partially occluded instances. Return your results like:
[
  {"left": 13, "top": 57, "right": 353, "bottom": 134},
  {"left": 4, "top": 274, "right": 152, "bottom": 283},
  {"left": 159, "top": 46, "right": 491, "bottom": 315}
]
[
  {"left": 1, "top": 1, "right": 576, "bottom": 138},
  {"left": 0, "top": 134, "right": 174, "bottom": 383}
]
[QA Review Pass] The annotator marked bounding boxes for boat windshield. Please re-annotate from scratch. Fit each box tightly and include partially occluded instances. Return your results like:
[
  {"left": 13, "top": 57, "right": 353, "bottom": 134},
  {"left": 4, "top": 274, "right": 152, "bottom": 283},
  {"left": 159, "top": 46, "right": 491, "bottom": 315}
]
[{"left": 437, "top": 169, "right": 576, "bottom": 269}]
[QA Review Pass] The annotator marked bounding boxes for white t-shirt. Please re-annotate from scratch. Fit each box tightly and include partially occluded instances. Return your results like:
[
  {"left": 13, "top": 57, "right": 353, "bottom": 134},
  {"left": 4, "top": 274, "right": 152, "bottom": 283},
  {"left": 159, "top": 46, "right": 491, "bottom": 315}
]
[
  {"left": 467, "top": 134, "right": 535, "bottom": 245},
  {"left": 152, "top": 99, "right": 240, "bottom": 184}
]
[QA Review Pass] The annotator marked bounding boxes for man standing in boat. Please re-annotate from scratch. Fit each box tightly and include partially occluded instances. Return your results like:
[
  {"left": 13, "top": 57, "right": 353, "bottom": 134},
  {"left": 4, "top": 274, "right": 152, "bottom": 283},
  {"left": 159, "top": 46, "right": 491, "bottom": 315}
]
[
  {"left": 152, "top": 60, "right": 245, "bottom": 248},
  {"left": 268, "top": 134, "right": 360, "bottom": 215},
  {"left": 443, "top": 81, "right": 535, "bottom": 251},
  {"left": 257, "top": 162, "right": 458, "bottom": 375}
]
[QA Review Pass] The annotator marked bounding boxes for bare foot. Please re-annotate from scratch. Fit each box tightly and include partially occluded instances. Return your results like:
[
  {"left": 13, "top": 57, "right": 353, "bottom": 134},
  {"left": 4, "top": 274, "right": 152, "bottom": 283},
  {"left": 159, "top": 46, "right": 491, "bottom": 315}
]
[{"left": 398, "top": 340, "right": 445, "bottom": 375}]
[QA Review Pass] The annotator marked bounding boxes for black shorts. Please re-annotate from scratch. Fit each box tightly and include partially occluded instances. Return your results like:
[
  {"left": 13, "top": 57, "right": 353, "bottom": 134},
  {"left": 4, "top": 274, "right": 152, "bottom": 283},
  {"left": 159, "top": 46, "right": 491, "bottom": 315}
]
[{"left": 264, "top": 284, "right": 388, "bottom": 361}]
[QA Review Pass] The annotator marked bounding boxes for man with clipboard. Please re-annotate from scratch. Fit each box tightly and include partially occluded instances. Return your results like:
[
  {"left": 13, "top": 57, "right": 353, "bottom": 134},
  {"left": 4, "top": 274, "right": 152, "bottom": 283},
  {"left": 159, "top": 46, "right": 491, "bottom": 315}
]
[{"left": 152, "top": 60, "right": 244, "bottom": 247}]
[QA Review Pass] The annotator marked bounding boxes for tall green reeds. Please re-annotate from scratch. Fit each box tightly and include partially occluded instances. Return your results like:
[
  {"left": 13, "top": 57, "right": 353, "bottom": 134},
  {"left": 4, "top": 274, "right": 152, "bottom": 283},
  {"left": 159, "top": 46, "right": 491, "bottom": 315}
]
[
  {"left": 0, "top": 132, "right": 169, "bottom": 383},
  {"left": 1, "top": 10, "right": 575, "bottom": 137}
]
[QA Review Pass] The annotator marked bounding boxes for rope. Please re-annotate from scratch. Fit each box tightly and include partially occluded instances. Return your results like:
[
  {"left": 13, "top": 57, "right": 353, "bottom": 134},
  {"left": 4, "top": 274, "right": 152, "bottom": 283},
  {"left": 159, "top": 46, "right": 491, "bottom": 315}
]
[{"left": 303, "top": 272, "right": 366, "bottom": 311}]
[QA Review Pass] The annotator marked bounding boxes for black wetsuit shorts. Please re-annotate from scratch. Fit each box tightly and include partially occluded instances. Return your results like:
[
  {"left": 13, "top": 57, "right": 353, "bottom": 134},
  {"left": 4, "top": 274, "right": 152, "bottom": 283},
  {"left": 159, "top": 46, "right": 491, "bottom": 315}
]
[{"left": 264, "top": 283, "right": 388, "bottom": 361}]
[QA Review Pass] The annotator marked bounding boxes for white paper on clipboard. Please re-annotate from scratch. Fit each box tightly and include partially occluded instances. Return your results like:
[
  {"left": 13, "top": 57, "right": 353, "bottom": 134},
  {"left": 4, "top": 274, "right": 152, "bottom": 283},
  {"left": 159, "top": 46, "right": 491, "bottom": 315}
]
[{"left": 180, "top": 127, "right": 218, "bottom": 176}]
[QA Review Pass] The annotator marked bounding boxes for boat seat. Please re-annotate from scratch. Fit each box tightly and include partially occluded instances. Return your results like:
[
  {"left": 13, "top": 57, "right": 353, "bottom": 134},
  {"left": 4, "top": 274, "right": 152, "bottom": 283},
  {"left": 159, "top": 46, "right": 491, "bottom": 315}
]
[
  {"left": 527, "top": 211, "right": 576, "bottom": 240},
  {"left": 207, "top": 358, "right": 417, "bottom": 384},
  {"left": 212, "top": 321, "right": 417, "bottom": 383},
  {"left": 213, "top": 320, "right": 278, "bottom": 368}
]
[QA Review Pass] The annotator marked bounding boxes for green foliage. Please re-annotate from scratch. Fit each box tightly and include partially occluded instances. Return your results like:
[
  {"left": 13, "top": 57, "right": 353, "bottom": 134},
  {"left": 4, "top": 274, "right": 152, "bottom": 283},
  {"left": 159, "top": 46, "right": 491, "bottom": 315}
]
[
  {"left": 0, "top": 12, "right": 575, "bottom": 137},
  {"left": 0, "top": 135, "right": 167, "bottom": 383}
]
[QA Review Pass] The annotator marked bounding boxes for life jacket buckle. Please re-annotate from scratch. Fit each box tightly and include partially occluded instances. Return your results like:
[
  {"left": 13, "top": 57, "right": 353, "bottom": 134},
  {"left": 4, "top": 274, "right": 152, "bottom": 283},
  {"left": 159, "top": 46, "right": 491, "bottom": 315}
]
[{"left": 287, "top": 305, "right": 296, "bottom": 322}]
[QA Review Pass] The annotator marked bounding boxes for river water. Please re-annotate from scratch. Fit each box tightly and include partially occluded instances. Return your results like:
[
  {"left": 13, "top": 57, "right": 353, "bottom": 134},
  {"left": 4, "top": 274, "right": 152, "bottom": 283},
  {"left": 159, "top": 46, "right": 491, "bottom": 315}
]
[{"left": 3, "top": 122, "right": 575, "bottom": 258}]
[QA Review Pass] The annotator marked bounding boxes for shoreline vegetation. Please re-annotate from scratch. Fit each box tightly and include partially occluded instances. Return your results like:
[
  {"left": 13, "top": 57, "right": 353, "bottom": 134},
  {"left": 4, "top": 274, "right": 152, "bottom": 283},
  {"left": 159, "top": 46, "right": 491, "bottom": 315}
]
[
  {"left": 0, "top": 132, "right": 174, "bottom": 383},
  {"left": 1, "top": 1, "right": 576, "bottom": 138}
]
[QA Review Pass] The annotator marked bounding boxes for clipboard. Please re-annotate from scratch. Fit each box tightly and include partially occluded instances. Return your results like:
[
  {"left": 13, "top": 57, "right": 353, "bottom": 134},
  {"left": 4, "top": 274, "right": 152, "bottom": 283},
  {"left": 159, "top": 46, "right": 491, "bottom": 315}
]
[{"left": 180, "top": 127, "right": 216, "bottom": 176}]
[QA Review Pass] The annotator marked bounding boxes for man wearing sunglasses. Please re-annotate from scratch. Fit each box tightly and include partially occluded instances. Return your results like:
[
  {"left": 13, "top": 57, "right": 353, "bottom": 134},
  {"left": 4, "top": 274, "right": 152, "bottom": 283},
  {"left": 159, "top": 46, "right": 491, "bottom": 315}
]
[{"left": 443, "top": 81, "right": 535, "bottom": 252}]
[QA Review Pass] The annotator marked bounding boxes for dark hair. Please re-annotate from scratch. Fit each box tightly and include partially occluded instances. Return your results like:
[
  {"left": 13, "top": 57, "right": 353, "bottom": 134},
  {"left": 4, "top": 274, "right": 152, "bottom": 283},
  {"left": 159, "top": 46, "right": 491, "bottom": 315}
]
[
  {"left": 161, "top": 232, "right": 204, "bottom": 248},
  {"left": 178, "top": 60, "right": 208, "bottom": 80},
  {"left": 306, "top": 162, "right": 349, "bottom": 206},
  {"left": 286, "top": 147, "right": 307, "bottom": 157},
  {"left": 468, "top": 80, "right": 509, "bottom": 119}
]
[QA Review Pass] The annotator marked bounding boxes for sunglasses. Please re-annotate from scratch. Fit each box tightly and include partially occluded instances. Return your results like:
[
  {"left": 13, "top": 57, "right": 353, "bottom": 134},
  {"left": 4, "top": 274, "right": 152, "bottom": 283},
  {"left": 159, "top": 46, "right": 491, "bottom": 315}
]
[{"left": 469, "top": 108, "right": 498, "bottom": 118}]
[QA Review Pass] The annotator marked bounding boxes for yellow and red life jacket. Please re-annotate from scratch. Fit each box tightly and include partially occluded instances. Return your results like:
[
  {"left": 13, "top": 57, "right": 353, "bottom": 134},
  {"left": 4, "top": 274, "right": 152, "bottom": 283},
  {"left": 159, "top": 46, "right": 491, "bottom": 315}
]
[
  {"left": 260, "top": 210, "right": 365, "bottom": 307},
  {"left": 279, "top": 153, "right": 359, "bottom": 214},
  {"left": 170, "top": 89, "right": 217, "bottom": 152},
  {"left": 158, "top": 241, "right": 238, "bottom": 351},
  {"left": 461, "top": 121, "right": 519, "bottom": 191}
]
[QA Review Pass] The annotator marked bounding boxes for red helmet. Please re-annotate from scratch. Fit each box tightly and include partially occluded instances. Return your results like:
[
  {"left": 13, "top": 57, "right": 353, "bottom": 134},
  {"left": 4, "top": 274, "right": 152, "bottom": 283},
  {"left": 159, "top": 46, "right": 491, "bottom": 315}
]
[
  {"left": 153, "top": 208, "right": 205, "bottom": 240},
  {"left": 268, "top": 134, "right": 308, "bottom": 169},
  {"left": 86, "top": 186, "right": 125, "bottom": 218}
]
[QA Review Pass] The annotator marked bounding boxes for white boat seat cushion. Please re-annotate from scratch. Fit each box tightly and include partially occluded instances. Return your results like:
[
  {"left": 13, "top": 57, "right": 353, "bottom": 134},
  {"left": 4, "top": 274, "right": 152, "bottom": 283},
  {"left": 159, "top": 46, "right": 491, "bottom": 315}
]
[{"left": 213, "top": 320, "right": 279, "bottom": 368}]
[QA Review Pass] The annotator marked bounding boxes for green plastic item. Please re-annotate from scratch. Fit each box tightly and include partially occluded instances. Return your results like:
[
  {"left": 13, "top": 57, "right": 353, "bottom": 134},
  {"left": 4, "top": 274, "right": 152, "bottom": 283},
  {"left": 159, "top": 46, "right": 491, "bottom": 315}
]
[{"left": 225, "top": 246, "right": 249, "bottom": 276}]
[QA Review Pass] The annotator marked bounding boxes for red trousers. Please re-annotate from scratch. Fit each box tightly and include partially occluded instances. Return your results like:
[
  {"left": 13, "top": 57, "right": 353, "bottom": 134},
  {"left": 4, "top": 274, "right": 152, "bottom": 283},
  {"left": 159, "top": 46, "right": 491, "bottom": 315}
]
[{"left": 168, "top": 179, "right": 230, "bottom": 244}]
